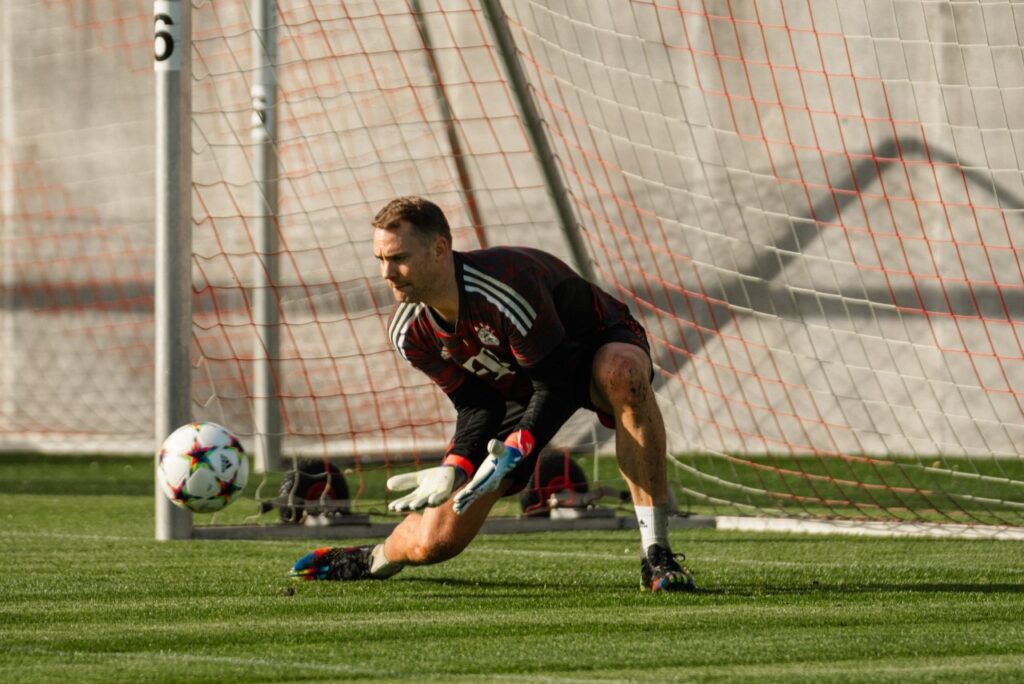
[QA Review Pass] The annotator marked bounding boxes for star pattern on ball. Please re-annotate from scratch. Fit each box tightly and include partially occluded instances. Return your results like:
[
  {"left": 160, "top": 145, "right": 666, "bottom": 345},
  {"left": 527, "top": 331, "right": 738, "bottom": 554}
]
[
  {"left": 217, "top": 474, "right": 245, "bottom": 501},
  {"left": 189, "top": 443, "right": 219, "bottom": 473},
  {"left": 158, "top": 423, "right": 249, "bottom": 514}
]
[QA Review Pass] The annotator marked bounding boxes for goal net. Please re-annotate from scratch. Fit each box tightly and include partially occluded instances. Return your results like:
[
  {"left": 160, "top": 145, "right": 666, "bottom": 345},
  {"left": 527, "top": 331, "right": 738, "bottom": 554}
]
[{"left": 2, "top": 0, "right": 1022, "bottom": 532}]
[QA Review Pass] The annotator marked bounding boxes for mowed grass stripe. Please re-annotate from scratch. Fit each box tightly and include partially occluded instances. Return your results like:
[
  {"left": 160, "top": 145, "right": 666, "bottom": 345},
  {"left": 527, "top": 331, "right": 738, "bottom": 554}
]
[
  {"left": 4, "top": 620, "right": 1023, "bottom": 683},
  {"left": 672, "top": 654, "right": 1024, "bottom": 683},
  {"left": 2, "top": 648, "right": 605, "bottom": 684}
]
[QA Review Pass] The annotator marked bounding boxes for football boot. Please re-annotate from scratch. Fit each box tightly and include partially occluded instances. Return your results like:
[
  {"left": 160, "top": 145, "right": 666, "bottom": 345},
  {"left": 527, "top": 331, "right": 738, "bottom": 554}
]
[
  {"left": 640, "top": 544, "right": 696, "bottom": 592},
  {"left": 290, "top": 545, "right": 378, "bottom": 581}
]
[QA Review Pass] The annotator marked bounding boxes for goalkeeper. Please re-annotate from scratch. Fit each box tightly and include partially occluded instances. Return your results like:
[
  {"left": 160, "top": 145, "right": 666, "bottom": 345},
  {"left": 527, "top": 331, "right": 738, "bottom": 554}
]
[{"left": 291, "top": 196, "right": 694, "bottom": 592}]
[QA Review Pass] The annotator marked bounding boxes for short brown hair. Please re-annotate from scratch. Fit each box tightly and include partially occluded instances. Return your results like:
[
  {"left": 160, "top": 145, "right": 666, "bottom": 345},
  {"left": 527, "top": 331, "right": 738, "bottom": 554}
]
[{"left": 372, "top": 196, "right": 452, "bottom": 242}]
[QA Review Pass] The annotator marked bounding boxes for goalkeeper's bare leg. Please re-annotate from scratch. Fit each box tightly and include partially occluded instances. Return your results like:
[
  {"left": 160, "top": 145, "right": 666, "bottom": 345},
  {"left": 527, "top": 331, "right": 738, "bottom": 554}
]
[
  {"left": 290, "top": 484, "right": 508, "bottom": 581},
  {"left": 589, "top": 341, "right": 694, "bottom": 592},
  {"left": 381, "top": 483, "right": 508, "bottom": 566}
]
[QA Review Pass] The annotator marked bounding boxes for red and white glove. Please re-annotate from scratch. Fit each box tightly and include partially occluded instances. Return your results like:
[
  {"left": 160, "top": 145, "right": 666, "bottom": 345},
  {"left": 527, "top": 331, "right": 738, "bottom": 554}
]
[{"left": 452, "top": 430, "right": 534, "bottom": 515}]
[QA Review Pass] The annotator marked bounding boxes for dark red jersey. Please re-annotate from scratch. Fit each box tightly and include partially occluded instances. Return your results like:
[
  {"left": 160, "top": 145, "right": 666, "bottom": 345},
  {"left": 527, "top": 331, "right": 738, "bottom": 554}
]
[{"left": 387, "top": 247, "right": 635, "bottom": 402}]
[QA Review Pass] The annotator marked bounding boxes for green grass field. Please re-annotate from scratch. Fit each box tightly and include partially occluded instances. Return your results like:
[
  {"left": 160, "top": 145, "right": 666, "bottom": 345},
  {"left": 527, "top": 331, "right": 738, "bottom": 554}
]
[{"left": 3, "top": 454, "right": 1024, "bottom": 683}]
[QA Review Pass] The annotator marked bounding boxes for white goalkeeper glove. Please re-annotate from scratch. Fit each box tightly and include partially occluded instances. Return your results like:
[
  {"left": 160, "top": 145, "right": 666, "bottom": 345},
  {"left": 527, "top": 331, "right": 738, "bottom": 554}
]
[
  {"left": 387, "top": 465, "right": 461, "bottom": 513},
  {"left": 453, "top": 430, "right": 534, "bottom": 515}
]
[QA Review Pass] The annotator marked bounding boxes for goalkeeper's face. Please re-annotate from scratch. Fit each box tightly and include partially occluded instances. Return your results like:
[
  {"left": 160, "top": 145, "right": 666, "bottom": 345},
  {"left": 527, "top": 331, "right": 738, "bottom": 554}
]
[{"left": 373, "top": 222, "right": 449, "bottom": 304}]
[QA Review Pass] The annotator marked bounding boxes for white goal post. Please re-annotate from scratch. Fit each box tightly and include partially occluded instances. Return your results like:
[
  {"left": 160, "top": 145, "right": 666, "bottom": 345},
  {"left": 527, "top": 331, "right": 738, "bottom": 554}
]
[{"left": 154, "top": 0, "right": 194, "bottom": 540}]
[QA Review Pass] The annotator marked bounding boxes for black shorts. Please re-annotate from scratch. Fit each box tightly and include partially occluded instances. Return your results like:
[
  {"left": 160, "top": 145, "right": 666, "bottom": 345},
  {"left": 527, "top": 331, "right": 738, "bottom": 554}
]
[{"left": 497, "top": 314, "right": 651, "bottom": 493}]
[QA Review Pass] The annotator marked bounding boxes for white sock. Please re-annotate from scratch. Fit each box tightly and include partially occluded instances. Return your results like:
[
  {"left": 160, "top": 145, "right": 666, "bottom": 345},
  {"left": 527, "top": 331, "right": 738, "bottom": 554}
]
[
  {"left": 369, "top": 543, "right": 403, "bottom": 579},
  {"left": 634, "top": 505, "right": 669, "bottom": 555}
]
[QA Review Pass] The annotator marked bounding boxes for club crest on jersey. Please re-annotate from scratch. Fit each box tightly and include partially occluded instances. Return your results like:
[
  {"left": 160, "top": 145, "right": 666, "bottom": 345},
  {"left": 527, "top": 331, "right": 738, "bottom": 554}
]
[
  {"left": 439, "top": 346, "right": 452, "bottom": 360},
  {"left": 475, "top": 324, "right": 500, "bottom": 347}
]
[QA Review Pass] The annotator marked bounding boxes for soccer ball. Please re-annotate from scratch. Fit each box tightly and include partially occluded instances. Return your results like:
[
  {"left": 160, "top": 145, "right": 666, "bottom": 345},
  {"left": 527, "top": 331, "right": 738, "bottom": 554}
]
[{"left": 158, "top": 422, "right": 249, "bottom": 513}]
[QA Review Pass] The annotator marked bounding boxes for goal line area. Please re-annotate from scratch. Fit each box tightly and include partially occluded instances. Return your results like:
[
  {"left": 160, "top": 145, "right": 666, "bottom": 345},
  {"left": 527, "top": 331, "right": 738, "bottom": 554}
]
[
  {"left": 181, "top": 444, "right": 1024, "bottom": 542},
  {"left": 191, "top": 517, "right": 1024, "bottom": 542}
]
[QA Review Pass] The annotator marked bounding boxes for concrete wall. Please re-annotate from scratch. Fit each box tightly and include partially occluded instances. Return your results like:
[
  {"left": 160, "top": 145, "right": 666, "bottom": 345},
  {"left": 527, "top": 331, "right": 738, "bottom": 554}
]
[{"left": 1, "top": 0, "right": 155, "bottom": 451}]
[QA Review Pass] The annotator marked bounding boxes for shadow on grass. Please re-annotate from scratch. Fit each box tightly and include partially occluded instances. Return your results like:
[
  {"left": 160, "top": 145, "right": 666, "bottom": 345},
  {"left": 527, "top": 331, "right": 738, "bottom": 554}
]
[
  {"left": 396, "top": 576, "right": 629, "bottom": 594},
  {"left": 377, "top": 573, "right": 1024, "bottom": 598}
]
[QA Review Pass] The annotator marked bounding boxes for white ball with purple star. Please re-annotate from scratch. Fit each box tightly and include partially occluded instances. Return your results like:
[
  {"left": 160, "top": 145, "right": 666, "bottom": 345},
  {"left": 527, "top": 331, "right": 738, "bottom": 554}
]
[{"left": 158, "top": 422, "right": 249, "bottom": 513}]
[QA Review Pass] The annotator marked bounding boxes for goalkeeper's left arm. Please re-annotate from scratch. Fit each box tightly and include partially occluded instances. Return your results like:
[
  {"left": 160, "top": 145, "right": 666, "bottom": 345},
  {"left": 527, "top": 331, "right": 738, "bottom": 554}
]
[
  {"left": 452, "top": 429, "right": 534, "bottom": 514},
  {"left": 453, "top": 343, "right": 577, "bottom": 515}
]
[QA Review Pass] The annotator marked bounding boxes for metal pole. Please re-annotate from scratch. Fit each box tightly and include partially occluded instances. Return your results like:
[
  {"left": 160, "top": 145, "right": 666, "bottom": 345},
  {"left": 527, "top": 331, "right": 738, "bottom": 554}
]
[
  {"left": 251, "top": 0, "right": 283, "bottom": 473},
  {"left": 1, "top": 3, "right": 17, "bottom": 425},
  {"left": 478, "top": 0, "right": 594, "bottom": 281},
  {"left": 410, "top": 0, "right": 487, "bottom": 248},
  {"left": 154, "top": 0, "right": 193, "bottom": 540}
]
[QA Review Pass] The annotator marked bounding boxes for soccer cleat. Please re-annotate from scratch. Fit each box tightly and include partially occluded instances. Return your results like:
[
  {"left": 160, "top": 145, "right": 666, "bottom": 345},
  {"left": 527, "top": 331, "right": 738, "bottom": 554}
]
[
  {"left": 289, "top": 545, "right": 376, "bottom": 581},
  {"left": 640, "top": 544, "right": 696, "bottom": 592}
]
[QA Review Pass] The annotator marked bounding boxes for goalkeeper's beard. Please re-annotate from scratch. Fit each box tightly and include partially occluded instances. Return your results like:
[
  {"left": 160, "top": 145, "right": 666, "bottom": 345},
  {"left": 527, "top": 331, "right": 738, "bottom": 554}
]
[
  {"left": 388, "top": 281, "right": 430, "bottom": 305},
  {"left": 387, "top": 271, "right": 448, "bottom": 307},
  {"left": 388, "top": 281, "right": 415, "bottom": 302}
]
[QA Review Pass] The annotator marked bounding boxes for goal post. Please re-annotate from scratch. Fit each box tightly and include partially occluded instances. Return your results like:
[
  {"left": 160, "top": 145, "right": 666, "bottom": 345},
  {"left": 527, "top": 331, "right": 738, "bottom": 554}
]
[
  {"left": 250, "top": 0, "right": 284, "bottom": 475},
  {"left": 154, "top": 0, "right": 193, "bottom": 540}
]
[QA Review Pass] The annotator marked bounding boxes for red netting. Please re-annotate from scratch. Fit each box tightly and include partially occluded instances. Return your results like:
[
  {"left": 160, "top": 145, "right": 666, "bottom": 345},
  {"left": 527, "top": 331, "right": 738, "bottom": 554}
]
[{"left": 3, "top": 0, "right": 1022, "bottom": 526}]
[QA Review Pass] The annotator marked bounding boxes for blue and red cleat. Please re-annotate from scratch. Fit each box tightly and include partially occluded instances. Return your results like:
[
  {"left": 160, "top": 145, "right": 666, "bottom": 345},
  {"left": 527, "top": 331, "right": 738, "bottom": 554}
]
[{"left": 289, "top": 545, "right": 375, "bottom": 581}]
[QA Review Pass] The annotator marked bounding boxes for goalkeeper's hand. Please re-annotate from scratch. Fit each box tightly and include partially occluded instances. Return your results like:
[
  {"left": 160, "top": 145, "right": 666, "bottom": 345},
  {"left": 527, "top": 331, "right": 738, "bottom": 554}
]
[
  {"left": 453, "top": 430, "right": 534, "bottom": 515},
  {"left": 387, "top": 465, "right": 464, "bottom": 513}
]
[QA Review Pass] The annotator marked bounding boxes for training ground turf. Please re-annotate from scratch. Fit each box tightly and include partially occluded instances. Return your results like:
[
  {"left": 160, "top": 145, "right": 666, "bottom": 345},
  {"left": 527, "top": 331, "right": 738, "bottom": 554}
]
[{"left": 2, "top": 454, "right": 1023, "bottom": 683}]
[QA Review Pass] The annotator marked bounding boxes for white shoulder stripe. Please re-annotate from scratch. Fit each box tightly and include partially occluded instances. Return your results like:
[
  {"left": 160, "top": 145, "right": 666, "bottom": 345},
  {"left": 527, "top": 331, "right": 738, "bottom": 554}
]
[
  {"left": 460, "top": 274, "right": 532, "bottom": 325},
  {"left": 464, "top": 265, "right": 537, "bottom": 319},
  {"left": 463, "top": 270, "right": 537, "bottom": 336},
  {"left": 464, "top": 273, "right": 532, "bottom": 331},
  {"left": 465, "top": 283, "right": 529, "bottom": 336},
  {"left": 388, "top": 302, "right": 423, "bottom": 360}
]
